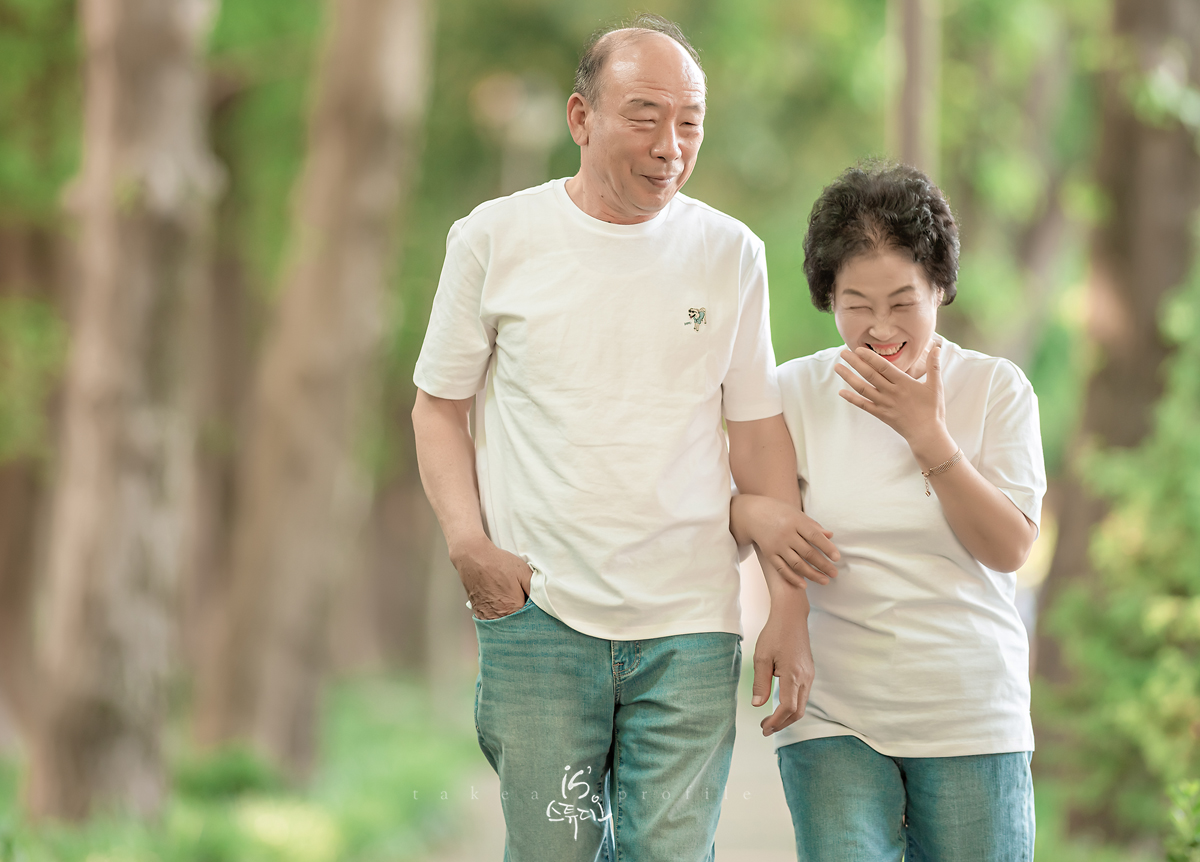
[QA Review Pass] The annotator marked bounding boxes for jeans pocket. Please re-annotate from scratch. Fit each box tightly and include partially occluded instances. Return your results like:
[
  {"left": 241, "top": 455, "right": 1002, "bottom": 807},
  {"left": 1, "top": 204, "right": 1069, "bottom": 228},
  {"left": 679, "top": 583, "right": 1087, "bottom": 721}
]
[{"left": 472, "top": 596, "right": 534, "bottom": 623}]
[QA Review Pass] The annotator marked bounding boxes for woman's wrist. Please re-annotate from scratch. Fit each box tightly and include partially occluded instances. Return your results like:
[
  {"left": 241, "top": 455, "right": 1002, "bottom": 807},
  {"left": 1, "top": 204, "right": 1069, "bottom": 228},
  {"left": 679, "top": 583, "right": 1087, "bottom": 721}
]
[
  {"left": 730, "top": 493, "right": 766, "bottom": 546},
  {"left": 908, "top": 425, "right": 958, "bottom": 471}
]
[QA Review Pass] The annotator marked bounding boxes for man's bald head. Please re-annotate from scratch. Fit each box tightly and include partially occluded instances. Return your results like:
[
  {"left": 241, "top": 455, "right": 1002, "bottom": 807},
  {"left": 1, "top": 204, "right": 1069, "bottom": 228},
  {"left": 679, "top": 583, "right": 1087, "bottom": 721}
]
[{"left": 574, "top": 14, "right": 705, "bottom": 109}]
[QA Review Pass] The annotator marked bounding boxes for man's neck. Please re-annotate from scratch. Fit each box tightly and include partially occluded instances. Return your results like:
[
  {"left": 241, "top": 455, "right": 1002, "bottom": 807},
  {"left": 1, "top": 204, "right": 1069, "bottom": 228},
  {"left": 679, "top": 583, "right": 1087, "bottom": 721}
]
[{"left": 564, "top": 173, "right": 662, "bottom": 225}]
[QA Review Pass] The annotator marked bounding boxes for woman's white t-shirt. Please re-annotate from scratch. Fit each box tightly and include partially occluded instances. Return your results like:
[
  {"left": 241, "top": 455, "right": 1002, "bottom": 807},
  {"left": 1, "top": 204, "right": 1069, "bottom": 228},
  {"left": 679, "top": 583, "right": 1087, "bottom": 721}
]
[{"left": 771, "top": 339, "right": 1046, "bottom": 757}]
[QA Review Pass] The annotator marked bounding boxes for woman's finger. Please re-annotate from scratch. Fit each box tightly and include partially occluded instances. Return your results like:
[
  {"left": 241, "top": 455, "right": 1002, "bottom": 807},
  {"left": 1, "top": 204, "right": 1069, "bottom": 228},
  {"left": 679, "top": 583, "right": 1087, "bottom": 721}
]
[
  {"left": 853, "top": 346, "right": 905, "bottom": 384},
  {"left": 840, "top": 348, "right": 893, "bottom": 389},
  {"left": 796, "top": 524, "right": 840, "bottom": 563},
  {"left": 838, "top": 348, "right": 877, "bottom": 385},
  {"left": 834, "top": 364, "right": 878, "bottom": 400},
  {"left": 781, "top": 548, "right": 829, "bottom": 584},
  {"left": 838, "top": 388, "right": 882, "bottom": 415},
  {"left": 771, "top": 557, "right": 808, "bottom": 589},
  {"left": 791, "top": 542, "right": 837, "bottom": 581},
  {"left": 928, "top": 341, "right": 943, "bottom": 396}
]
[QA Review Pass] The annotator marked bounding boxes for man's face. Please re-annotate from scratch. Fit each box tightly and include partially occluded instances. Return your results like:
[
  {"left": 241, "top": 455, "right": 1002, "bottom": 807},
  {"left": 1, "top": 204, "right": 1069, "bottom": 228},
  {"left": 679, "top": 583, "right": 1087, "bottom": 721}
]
[{"left": 571, "top": 33, "right": 706, "bottom": 223}]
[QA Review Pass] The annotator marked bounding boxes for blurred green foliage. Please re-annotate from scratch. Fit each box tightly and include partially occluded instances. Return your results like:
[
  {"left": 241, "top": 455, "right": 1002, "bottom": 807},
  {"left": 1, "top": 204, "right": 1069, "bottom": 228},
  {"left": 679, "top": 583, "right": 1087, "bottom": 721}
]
[
  {"left": 207, "top": 0, "right": 324, "bottom": 292},
  {"left": 0, "top": 296, "right": 65, "bottom": 460},
  {"left": 0, "top": 0, "right": 78, "bottom": 222},
  {"left": 1168, "top": 779, "right": 1200, "bottom": 862},
  {"left": 0, "top": 0, "right": 77, "bottom": 464},
  {"left": 1043, "top": 243, "right": 1200, "bottom": 841},
  {"left": 0, "top": 677, "right": 480, "bottom": 862}
]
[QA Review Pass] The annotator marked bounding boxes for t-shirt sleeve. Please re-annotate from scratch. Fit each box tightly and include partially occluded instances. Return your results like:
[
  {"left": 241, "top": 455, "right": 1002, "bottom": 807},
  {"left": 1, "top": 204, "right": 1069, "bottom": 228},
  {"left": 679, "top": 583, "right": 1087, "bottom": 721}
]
[
  {"left": 722, "top": 241, "right": 783, "bottom": 421},
  {"left": 412, "top": 220, "right": 496, "bottom": 399},
  {"left": 978, "top": 361, "right": 1047, "bottom": 532}
]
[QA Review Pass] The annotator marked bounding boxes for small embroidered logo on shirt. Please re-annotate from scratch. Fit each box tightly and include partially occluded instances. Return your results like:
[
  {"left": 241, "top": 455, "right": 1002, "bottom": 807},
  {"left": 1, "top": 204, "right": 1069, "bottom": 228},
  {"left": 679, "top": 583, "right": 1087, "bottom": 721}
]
[{"left": 685, "top": 307, "right": 707, "bottom": 331}]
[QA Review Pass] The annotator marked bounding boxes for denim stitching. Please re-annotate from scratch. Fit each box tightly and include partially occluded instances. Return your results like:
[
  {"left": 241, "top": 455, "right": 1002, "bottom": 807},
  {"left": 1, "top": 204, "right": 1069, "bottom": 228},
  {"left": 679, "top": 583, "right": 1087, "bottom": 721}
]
[
  {"left": 611, "top": 641, "right": 623, "bottom": 701},
  {"left": 613, "top": 731, "right": 623, "bottom": 862}
]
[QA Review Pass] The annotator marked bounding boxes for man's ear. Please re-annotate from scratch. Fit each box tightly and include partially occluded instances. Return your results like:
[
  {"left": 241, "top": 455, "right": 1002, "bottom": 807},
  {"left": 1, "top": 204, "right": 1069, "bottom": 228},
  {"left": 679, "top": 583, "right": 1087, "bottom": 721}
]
[{"left": 566, "top": 92, "right": 591, "bottom": 146}]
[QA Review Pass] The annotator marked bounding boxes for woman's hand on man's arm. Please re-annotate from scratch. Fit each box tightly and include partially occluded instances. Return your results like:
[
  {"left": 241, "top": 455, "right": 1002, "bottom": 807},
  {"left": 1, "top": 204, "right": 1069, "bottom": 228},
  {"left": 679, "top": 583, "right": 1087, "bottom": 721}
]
[{"left": 731, "top": 494, "right": 839, "bottom": 586}]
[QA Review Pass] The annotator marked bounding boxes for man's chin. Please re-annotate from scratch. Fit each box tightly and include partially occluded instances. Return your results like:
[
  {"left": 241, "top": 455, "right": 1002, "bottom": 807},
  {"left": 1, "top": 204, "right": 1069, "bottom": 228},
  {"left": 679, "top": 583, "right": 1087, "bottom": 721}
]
[{"left": 632, "top": 185, "right": 680, "bottom": 213}]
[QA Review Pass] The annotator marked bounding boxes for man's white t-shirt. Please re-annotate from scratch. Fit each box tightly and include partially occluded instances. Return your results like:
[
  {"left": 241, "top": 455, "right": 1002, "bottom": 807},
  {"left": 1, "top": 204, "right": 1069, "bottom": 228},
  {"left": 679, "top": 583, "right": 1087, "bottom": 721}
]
[
  {"left": 413, "top": 178, "right": 783, "bottom": 641},
  {"left": 772, "top": 339, "right": 1046, "bottom": 757}
]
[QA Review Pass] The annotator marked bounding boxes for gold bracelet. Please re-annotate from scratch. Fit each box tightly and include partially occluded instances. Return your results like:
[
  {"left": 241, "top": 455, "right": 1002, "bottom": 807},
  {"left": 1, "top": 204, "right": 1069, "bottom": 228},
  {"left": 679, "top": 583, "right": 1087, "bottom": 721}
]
[{"left": 921, "top": 449, "right": 962, "bottom": 496}]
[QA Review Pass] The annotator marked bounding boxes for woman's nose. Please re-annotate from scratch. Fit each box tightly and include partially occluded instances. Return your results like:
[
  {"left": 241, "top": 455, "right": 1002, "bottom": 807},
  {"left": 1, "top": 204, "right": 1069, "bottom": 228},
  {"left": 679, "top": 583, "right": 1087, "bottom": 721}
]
[{"left": 867, "top": 317, "right": 896, "bottom": 338}]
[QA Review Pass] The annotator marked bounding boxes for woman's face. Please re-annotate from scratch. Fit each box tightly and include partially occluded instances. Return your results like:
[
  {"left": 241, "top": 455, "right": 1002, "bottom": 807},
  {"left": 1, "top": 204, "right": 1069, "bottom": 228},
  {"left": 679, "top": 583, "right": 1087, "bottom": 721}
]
[{"left": 832, "top": 248, "right": 942, "bottom": 379}]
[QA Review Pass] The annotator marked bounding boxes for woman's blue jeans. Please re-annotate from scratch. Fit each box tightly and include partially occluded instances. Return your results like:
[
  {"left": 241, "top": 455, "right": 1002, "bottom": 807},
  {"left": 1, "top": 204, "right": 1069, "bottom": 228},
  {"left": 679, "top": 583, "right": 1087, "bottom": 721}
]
[
  {"left": 473, "top": 599, "right": 741, "bottom": 862},
  {"left": 777, "top": 736, "right": 1035, "bottom": 862}
]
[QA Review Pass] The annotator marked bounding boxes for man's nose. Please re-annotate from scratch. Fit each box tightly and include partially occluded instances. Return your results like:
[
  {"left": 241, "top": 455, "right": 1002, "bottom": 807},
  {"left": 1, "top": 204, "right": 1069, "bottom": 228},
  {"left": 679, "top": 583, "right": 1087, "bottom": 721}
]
[{"left": 650, "top": 124, "right": 682, "bottom": 161}]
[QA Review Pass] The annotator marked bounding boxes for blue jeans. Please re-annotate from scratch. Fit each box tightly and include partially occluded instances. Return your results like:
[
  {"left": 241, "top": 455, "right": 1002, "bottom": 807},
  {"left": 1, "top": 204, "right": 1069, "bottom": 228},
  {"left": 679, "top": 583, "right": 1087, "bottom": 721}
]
[
  {"left": 777, "top": 736, "right": 1034, "bottom": 862},
  {"left": 473, "top": 598, "right": 741, "bottom": 862}
]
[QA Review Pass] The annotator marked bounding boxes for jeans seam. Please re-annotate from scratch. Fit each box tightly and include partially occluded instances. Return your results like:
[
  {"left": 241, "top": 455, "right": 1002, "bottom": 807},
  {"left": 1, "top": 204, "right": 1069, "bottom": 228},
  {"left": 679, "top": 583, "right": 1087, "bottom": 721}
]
[
  {"left": 611, "top": 641, "right": 623, "bottom": 701},
  {"left": 613, "top": 732, "right": 623, "bottom": 862}
]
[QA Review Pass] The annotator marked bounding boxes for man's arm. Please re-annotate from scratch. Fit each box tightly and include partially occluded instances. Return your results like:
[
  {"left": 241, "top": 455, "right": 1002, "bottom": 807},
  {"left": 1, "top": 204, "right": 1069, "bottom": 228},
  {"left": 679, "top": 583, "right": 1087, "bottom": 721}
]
[
  {"left": 727, "top": 414, "right": 837, "bottom": 736},
  {"left": 412, "top": 389, "right": 531, "bottom": 619}
]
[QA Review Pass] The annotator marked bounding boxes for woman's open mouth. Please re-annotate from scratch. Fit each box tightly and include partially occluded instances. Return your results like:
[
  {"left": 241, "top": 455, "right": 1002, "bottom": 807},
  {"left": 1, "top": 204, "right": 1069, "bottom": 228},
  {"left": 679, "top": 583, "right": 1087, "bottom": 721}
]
[{"left": 867, "top": 342, "right": 906, "bottom": 362}]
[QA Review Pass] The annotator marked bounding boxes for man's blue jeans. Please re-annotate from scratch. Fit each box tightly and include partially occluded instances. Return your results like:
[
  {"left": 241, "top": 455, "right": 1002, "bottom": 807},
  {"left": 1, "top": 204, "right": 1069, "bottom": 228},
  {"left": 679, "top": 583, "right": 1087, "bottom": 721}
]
[
  {"left": 473, "top": 598, "right": 741, "bottom": 862},
  {"left": 777, "top": 736, "right": 1035, "bottom": 862}
]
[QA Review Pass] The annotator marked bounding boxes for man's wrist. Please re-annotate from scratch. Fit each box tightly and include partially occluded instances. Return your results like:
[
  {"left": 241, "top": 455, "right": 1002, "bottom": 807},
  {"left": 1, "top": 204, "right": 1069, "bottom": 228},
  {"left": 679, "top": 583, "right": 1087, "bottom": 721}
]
[
  {"left": 765, "top": 577, "right": 809, "bottom": 612},
  {"left": 447, "top": 530, "right": 493, "bottom": 568}
]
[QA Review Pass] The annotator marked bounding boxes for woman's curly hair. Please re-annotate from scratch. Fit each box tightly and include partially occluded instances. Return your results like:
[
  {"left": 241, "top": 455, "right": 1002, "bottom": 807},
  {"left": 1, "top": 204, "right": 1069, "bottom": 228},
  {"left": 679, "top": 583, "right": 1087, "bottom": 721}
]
[{"left": 802, "top": 161, "right": 960, "bottom": 312}]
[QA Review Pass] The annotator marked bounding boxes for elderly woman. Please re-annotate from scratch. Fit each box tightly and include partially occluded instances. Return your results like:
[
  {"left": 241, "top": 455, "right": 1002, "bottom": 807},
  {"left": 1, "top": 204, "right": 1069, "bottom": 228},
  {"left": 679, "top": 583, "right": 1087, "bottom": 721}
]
[{"left": 732, "top": 163, "right": 1045, "bottom": 861}]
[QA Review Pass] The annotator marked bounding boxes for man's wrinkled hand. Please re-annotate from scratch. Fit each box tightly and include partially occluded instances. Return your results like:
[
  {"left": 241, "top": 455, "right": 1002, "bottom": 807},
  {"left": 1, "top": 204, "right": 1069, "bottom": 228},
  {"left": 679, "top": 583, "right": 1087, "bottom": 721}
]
[
  {"left": 751, "top": 598, "right": 814, "bottom": 736},
  {"left": 450, "top": 535, "right": 532, "bottom": 620}
]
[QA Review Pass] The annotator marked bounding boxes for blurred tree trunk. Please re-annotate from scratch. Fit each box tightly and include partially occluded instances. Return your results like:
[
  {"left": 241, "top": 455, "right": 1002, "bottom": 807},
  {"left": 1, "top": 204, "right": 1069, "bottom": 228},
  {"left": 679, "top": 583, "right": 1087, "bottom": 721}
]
[
  {"left": 26, "top": 0, "right": 221, "bottom": 820},
  {"left": 177, "top": 77, "right": 267, "bottom": 684},
  {"left": 194, "top": 0, "right": 431, "bottom": 777},
  {"left": 1035, "top": 0, "right": 1200, "bottom": 682},
  {"left": 329, "top": 476, "right": 438, "bottom": 672},
  {"left": 0, "top": 460, "right": 42, "bottom": 748},
  {"left": 0, "top": 226, "right": 65, "bottom": 748},
  {"left": 179, "top": 253, "right": 257, "bottom": 677},
  {"left": 888, "top": 0, "right": 941, "bottom": 179}
]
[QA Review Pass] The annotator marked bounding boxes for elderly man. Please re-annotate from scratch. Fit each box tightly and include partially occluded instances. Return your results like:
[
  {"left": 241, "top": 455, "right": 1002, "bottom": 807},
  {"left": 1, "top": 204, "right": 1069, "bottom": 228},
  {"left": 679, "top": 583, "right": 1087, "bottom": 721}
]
[{"left": 412, "top": 15, "right": 837, "bottom": 861}]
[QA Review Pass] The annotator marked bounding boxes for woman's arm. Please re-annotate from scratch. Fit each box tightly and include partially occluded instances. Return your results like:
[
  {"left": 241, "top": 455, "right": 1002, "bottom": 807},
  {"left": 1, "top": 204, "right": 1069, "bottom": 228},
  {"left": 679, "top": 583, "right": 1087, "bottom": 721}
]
[
  {"left": 904, "top": 426, "right": 1036, "bottom": 574},
  {"left": 835, "top": 342, "right": 1037, "bottom": 573}
]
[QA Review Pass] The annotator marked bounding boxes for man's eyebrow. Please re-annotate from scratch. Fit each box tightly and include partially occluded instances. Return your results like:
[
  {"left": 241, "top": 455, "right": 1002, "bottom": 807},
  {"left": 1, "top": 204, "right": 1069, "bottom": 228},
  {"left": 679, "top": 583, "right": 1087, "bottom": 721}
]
[{"left": 623, "top": 98, "right": 705, "bottom": 111}]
